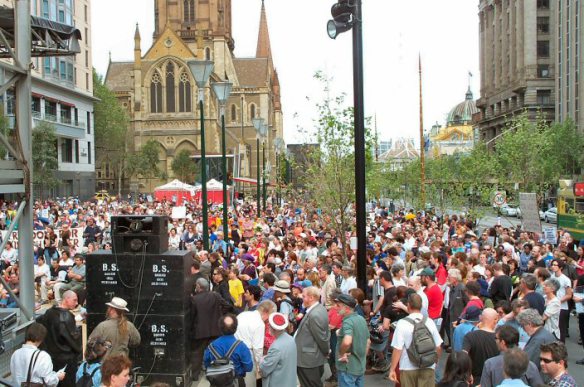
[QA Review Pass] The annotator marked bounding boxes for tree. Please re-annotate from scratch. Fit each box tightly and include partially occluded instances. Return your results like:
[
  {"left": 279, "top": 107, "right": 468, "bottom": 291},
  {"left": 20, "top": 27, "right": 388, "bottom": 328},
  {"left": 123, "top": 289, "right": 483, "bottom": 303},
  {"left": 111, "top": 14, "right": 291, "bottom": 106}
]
[
  {"left": 134, "top": 139, "right": 162, "bottom": 192},
  {"left": 300, "top": 72, "right": 373, "bottom": 259},
  {"left": 93, "top": 69, "right": 130, "bottom": 196},
  {"left": 32, "top": 121, "right": 58, "bottom": 199},
  {"left": 171, "top": 149, "right": 197, "bottom": 182}
]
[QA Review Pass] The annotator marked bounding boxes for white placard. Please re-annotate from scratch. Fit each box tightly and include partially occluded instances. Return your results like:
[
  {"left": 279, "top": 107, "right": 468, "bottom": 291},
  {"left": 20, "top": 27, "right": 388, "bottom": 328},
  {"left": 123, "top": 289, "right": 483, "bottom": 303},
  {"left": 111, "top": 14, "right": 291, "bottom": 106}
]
[
  {"left": 543, "top": 226, "right": 557, "bottom": 245},
  {"left": 519, "top": 193, "right": 541, "bottom": 233},
  {"left": 350, "top": 236, "right": 357, "bottom": 250},
  {"left": 171, "top": 206, "right": 187, "bottom": 219}
]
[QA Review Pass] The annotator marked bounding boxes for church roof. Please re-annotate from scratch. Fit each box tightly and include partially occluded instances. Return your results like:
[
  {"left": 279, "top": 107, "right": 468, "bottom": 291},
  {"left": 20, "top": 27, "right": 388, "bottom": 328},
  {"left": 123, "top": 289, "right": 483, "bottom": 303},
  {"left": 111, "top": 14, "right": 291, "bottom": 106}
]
[
  {"left": 446, "top": 87, "right": 478, "bottom": 126},
  {"left": 233, "top": 58, "right": 269, "bottom": 88},
  {"left": 104, "top": 62, "right": 133, "bottom": 92},
  {"left": 379, "top": 138, "right": 419, "bottom": 160}
]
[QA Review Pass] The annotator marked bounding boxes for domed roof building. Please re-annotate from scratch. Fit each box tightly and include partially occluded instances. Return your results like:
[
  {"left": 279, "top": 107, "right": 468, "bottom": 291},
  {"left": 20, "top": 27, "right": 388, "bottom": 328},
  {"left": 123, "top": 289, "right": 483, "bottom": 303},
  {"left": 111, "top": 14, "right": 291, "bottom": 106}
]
[{"left": 428, "top": 87, "right": 478, "bottom": 157}]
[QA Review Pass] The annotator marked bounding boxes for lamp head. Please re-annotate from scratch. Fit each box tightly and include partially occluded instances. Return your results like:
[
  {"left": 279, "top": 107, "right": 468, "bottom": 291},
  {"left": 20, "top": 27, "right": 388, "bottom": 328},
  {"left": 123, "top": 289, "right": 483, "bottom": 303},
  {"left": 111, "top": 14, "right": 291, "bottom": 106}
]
[
  {"left": 187, "top": 60, "right": 214, "bottom": 88},
  {"left": 212, "top": 81, "right": 233, "bottom": 106},
  {"left": 252, "top": 117, "right": 265, "bottom": 131}
]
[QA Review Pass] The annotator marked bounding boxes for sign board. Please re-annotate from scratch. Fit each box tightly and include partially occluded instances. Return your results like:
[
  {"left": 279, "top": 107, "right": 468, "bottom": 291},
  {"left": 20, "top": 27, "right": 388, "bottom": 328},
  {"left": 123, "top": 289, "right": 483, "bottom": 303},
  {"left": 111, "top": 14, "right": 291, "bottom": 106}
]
[
  {"left": 0, "top": 227, "right": 85, "bottom": 250},
  {"left": 493, "top": 191, "right": 507, "bottom": 207},
  {"left": 519, "top": 193, "right": 542, "bottom": 233},
  {"left": 543, "top": 226, "right": 557, "bottom": 245},
  {"left": 171, "top": 206, "right": 187, "bottom": 219},
  {"left": 574, "top": 182, "right": 584, "bottom": 197}
]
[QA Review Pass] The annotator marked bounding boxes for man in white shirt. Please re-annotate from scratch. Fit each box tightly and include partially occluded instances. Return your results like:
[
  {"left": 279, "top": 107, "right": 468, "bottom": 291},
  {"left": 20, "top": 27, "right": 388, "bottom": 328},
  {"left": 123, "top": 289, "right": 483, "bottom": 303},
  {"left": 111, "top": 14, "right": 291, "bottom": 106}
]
[
  {"left": 549, "top": 259, "right": 572, "bottom": 342},
  {"left": 340, "top": 266, "right": 357, "bottom": 295},
  {"left": 235, "top": 300, "right": 277, "bottom": 387},
  {"left": 389, "top": 293, "right": 443, "bottom": 385}
]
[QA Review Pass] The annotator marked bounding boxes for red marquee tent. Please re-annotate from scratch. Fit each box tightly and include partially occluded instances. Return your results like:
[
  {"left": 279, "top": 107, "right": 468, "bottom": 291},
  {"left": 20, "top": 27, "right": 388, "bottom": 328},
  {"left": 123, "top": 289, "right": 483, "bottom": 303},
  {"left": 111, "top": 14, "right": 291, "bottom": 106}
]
[{"left": 154, "top": 179, "right": 200, "bottom": 204}]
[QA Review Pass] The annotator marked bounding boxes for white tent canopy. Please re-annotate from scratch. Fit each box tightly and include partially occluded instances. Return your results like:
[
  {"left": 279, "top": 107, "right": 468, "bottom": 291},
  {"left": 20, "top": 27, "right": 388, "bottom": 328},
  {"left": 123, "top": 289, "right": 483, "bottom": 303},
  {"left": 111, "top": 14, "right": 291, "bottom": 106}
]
[
  {"left": 154, "top": 179, "right": 199, "bottom": 195},
  {"left": 206, "top": 179, "right": 230, "bottom": 190}
]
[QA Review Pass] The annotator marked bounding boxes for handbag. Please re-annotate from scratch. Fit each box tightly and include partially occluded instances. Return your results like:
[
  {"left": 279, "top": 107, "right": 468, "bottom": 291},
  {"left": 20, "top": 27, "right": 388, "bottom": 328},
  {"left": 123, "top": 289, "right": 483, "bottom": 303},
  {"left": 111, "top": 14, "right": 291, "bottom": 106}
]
[{"left": 21, "top": 349, "right": 45, "bottom": 387}]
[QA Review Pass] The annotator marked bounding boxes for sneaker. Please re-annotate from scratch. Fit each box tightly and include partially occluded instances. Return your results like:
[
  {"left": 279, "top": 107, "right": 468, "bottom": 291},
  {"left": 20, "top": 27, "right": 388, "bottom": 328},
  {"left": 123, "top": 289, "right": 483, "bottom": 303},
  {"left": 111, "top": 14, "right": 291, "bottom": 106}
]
[
  {"left": 371, "top": 362, "right": 389, "bottom": 372},
  {"left": 576, "top": 358, "right": 584, "bottom": 365}
]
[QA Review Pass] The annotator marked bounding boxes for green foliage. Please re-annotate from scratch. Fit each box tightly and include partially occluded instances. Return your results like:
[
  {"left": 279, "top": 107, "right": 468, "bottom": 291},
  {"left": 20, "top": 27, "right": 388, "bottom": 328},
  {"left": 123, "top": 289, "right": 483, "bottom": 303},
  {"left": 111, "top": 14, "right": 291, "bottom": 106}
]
[
  {"left": 32, "top": 121, "right": 58, "bottom": 198},
  {"left": 135, "top": 139, "right": 161, "bottom": 178},
  {"left": 171, "top": 149, "right": 197, "bottom": 182}
]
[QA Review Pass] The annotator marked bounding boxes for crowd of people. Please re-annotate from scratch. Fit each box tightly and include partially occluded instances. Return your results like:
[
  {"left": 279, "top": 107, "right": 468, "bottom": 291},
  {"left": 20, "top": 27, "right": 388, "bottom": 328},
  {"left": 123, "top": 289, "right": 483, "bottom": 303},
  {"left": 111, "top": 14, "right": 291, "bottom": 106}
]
[{"left": 1, "top": 195, "right": 583, "bottom": 387}]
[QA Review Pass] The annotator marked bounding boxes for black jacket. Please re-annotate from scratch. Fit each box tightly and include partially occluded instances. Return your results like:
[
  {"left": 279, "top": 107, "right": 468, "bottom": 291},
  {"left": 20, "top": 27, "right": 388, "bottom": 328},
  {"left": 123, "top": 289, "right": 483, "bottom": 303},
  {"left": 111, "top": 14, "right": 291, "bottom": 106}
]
[
  {"left": 37, "top": 306, "right": 81, "bottom": 360},
  {"left": 189, "top": 291, "right": 233, "bottom": 340}
]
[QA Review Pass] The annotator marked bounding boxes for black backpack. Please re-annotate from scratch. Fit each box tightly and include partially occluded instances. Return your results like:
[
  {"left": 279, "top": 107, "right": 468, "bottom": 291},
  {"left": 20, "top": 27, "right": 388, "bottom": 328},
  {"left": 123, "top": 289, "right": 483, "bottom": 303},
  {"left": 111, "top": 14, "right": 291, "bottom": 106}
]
[
  {"left": 403, "top": 316, "right": 437, "bottom": 369},
  {"left": 205, "top": 340, "right": 241, "bottom": 387},
  {"left": 76, "top": 363, "right": 100, "bottom": 387}
]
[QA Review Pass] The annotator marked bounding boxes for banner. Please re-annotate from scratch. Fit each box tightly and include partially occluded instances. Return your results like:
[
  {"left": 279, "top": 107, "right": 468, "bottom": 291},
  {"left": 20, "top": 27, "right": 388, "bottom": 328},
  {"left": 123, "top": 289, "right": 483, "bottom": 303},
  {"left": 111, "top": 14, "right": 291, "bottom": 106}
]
[
  {"left": 0, "top": 227, "right": 85, "bottom": 250},
  {"left": 519, "top": 193, "right": 542, "bottom": 233}
]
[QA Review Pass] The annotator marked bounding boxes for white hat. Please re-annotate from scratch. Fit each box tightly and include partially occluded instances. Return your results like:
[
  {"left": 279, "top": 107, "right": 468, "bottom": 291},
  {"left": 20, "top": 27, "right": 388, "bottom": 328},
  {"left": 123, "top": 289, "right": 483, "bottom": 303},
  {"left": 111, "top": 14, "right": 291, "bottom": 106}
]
[
  {"left": 268, "top": 312, "right": 289, "bottom": 331},
  {"left": 106, "top": 297, "right": 130, "bottom": 312}
]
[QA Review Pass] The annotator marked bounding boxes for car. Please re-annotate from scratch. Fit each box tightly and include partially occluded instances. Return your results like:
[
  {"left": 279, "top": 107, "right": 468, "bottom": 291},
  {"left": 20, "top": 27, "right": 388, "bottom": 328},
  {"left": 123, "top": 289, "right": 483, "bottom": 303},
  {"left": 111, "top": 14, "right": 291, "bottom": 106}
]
[
  {"left": 515, "top": 208, "right": 546, "bottom": 220},
  {"left": 499, "top": 204, "right": 519, "bottom": 217},
  {"left": 543, "top": 207, "right": 557, "bottom": 223}
]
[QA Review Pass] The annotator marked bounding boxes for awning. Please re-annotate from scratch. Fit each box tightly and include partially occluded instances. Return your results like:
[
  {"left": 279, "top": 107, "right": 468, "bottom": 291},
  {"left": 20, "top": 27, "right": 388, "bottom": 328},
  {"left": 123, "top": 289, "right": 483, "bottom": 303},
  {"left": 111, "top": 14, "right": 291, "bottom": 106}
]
[
  {"left": 59, "top": 100, "right": 75, "bottom": 107},
  {"left": 233, "top": 177, "right": 258, "bottom": 185}
]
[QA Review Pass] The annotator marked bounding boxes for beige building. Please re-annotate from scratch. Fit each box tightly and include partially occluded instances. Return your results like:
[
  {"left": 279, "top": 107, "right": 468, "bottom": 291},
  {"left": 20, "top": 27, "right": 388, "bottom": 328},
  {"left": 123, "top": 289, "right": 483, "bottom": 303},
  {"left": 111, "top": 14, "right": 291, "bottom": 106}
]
[
  {"left": 555, "top": 1, "right": 584, "bottom": 131},
  {"left": 104, "top": 0, "right": 283, "bottom": 194},
  {"left": 0, "top": 0, "right": 96, "bottom": 198},
  {"left": 477, "top": 0, "right": 555, "bottom": 143}
]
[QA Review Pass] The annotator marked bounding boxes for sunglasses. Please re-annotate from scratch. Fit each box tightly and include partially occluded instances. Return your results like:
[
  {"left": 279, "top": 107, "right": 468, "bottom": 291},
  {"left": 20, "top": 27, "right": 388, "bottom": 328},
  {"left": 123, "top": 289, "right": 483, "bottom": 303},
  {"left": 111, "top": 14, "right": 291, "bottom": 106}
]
[{"left": 540, "top": 357, "right": 554, "bottom": 364}]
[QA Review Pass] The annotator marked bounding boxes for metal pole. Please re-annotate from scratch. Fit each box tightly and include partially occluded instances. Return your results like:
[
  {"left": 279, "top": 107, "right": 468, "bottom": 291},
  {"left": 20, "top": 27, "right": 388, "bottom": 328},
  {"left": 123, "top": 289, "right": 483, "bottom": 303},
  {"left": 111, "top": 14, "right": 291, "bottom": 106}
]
[
  {"left": 257, "top": 138, "right": 261, "bottom": 214},
  {"left": 199, "top": 97, "right": 209, "bottom": 250},
  {"left": 262, "top": 142, "right": 266, "bottom": 212},
  {"left": 419, "top": 54, "right": 426, "bottom": 210},
  {"left": 221, "top": 112, "right": 229, "bottom": 242},
  {"left": 353, "top": 0, "right": 367, "bottom": 292},
  {"left": 16, "top": 0, "right": 34, "bottom": 319}
]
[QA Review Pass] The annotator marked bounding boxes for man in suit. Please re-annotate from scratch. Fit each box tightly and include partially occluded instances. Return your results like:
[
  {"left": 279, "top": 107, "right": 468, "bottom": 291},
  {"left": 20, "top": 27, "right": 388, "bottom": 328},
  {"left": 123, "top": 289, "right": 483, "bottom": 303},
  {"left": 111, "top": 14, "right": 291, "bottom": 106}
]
[
  {"left": 294, "top": 286, "right": 330, "bottom": 387},
  {"left": 516, "top": 308, "right": 556, "bottom": 370},
  {"left": 189, "top": 278, "right": 233, "bottom": 381}
]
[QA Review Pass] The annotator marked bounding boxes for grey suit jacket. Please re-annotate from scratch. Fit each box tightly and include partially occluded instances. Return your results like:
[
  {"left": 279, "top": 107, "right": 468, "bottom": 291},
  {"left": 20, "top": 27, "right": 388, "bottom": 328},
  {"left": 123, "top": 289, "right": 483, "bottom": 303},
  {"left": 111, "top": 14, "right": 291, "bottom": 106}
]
[
  {"left": 260, "top": 332, "right": 297, "bottom": 387},
  {"left": 295, "top": 303, "right": 330, "bottom": 368}
]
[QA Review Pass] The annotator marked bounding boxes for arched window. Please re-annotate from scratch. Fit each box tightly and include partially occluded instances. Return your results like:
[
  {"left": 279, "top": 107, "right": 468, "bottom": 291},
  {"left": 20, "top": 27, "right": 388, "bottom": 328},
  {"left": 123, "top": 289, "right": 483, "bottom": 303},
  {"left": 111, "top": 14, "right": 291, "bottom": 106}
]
[
  {"left": 150, "top": 72, "right": 162, "bottom": 113},
  {"left": 230, "top": 104, "right": 237, "bottom": 122},
  {"left": 250, "top": 104, "right": 256, "bottom": 120},
  {"left": 184, "top": 0, "right": 195, "bottom": 22},
  {"left": 205, "top": 47, "right": 211, "bottom": 61},
  {"left": 166, "top": 62, "right": 176, "bottom": 112},
  {"left": 179, "top": 72, "right": 192, "bottom": 112}
]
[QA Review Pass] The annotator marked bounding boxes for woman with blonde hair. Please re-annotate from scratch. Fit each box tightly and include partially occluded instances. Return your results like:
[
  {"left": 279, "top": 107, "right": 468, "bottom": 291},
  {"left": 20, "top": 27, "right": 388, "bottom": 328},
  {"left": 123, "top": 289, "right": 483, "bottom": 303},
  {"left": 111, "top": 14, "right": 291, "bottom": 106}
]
[{"left": 88, "top": 297, "right": 141, "bottom": 357}]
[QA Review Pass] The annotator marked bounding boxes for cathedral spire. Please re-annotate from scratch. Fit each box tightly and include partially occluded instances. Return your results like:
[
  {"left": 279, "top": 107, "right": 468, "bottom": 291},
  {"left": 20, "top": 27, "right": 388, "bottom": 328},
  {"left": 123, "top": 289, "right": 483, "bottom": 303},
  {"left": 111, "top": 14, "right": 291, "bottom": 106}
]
[
  {"left": 134, "top": 23, "right": 141, "bottom": 50},
  {"left": 256, "top": 0, "right": 272, "bottom": 59}
]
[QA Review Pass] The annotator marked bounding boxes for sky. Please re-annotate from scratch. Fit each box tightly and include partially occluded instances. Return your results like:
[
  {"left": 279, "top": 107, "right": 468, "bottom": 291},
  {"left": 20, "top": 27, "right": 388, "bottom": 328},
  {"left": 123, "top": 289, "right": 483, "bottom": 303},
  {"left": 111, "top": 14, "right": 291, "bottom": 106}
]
[{"left": 92, "top": 0, "right": 480, "bottom": 146}]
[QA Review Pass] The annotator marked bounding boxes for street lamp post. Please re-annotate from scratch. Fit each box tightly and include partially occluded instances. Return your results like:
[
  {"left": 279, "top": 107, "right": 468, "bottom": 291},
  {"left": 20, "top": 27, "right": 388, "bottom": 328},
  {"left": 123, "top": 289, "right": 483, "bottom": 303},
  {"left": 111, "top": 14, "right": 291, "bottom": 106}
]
[
  {"left": 212, "top": 81, "right": 232, "bottom": 242},
  {"left": 327, "top": 0, "right": 368, "bottom": 291},
  {"left": 252, "top": 117, "right": 265, "bottom": 214},
  {"left": 262, "top": 127, "right": 267, "bottom": 212},
  {"left": 187, "top": 59, "right": 214, "bottom": 251},
  {"left": 274, "top": 138, "right": 285, "bottom": 207}
]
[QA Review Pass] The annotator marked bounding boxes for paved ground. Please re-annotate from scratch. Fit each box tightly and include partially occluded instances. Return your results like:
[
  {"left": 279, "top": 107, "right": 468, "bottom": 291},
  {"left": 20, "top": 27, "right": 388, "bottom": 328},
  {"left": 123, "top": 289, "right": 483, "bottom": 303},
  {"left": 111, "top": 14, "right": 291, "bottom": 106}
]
[{"left": 194, "top": 314, "right": 584, "bottom": 386}]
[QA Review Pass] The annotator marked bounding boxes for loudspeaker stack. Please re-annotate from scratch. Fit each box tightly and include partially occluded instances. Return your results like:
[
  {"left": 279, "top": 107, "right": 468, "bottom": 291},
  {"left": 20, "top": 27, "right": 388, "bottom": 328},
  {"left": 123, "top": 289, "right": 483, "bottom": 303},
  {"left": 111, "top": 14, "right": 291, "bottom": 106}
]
[{"left": 86, "top": 215, "right": 194, "bottom": 386}]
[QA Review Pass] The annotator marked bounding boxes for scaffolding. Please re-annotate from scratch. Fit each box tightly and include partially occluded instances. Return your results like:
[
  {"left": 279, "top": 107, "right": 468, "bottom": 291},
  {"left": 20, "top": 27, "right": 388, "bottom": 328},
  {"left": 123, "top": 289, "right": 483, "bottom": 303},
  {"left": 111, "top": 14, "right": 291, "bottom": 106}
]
[{"left": 0, "top": 1, "right": 80, "bottom": 375}]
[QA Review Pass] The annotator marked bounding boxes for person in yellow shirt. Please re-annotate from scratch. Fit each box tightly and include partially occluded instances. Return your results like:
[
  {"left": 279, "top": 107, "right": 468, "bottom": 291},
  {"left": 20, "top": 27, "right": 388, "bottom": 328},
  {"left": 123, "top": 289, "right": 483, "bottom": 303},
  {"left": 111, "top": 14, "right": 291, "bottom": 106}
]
[{"left": 228, "top": 268, "right": 245, "bottom": 308}]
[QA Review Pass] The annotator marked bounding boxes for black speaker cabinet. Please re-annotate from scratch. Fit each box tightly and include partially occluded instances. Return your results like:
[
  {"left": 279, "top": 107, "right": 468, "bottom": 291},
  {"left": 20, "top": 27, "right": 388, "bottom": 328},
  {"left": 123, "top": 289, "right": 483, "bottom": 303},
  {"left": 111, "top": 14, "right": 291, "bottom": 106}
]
[
  {"left": 86, "top": 313, "right": 191, "bottom": 387},
  {"left": 85, "top": 250, "right": 195, "bottom": 316},
  {"left": 111, "top": 216, "right": 169, "bottom": 254}
]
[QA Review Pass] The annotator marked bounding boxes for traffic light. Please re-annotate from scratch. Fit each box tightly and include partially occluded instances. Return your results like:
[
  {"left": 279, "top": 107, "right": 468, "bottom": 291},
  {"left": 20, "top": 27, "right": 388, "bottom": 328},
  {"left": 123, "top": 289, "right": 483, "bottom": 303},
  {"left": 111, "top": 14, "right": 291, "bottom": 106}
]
[{"left": 327, "top": 0, "right": 354, "bottom": 39}]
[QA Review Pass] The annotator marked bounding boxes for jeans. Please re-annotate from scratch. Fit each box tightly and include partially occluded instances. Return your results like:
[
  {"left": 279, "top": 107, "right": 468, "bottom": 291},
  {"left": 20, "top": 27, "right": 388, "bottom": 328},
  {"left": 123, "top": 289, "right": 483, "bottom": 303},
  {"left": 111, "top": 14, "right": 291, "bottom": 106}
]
[{"left": 337, "top": 371, "right": 364, "bottom": 387}]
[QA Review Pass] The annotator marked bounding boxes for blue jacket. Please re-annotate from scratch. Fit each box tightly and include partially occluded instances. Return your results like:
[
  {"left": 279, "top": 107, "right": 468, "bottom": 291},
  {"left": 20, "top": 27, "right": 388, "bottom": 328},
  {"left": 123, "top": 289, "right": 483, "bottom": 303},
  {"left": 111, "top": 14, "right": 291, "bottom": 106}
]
[{"left": 204, "top": 334, "right": 253, "bottom": 377}]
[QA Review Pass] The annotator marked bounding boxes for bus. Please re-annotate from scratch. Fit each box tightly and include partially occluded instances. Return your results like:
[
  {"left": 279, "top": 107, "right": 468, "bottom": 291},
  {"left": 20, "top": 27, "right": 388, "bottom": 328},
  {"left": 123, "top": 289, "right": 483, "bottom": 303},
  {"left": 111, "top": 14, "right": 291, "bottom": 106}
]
[{"left": 557, "top": 180, "right": 584, "bottom": 241}]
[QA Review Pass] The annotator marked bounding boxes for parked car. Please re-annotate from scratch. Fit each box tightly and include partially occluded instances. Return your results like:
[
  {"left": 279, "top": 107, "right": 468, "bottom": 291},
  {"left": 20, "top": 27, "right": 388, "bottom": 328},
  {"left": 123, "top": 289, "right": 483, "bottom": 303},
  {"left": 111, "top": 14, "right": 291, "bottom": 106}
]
[
  {"left": 500, "top": 204, "right": 520, "bottom": 217},
  {"left": 543, "top": 207, "right": 557, "bottom": 223},
  {"left": 516, "top": 208, "right": 546, "bottom": 220}
]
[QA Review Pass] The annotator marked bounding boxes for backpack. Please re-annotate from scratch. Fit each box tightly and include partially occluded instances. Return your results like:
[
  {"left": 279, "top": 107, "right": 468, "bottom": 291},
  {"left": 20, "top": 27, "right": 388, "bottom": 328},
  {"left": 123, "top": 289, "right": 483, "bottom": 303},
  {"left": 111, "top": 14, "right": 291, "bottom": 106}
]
[
  {"left": 205, "top": 340, "right": 242, "bottom": 387},
  {"left": 76, "top": 363, "right": 100, "bottom": 387},
  {"left": 404, "top": 316, "right": 437, "bottom": 369}
]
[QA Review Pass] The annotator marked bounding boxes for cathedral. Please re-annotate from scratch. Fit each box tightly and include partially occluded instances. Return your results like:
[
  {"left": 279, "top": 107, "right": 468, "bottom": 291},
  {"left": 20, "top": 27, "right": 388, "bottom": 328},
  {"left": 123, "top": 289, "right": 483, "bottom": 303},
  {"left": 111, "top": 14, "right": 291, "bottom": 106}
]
[{"left": 103, "top": 0, "right": 283, "bottom": 194}]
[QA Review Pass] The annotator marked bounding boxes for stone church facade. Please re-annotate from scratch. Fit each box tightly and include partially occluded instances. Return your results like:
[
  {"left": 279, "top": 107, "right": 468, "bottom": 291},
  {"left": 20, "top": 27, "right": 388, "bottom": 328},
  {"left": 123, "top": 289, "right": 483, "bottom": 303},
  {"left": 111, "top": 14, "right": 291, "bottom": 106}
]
[{"left": 102, "top": 0, "right": 283, "bottom": 194}]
